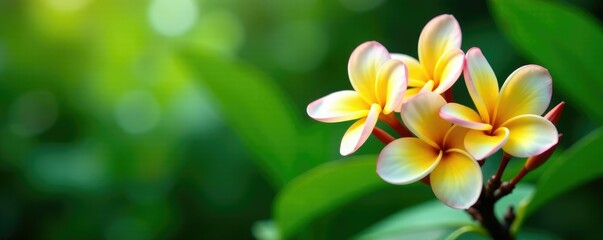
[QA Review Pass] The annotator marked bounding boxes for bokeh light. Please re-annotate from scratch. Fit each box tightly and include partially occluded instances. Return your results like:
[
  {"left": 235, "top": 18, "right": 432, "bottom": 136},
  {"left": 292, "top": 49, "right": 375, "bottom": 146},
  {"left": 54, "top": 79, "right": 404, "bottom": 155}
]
[
  {"left": 167, "top": 83, "right": 221, "bottom": 135},
  {"left": 148, "top": 0, "right": 198, "bottom": 37},
  {"left": 8, "top": 91, "right": 59, "bottom": 137},
  {"left": 115, "top": 90, "right": 161, "bottom": 134},
  {"left": 190, "top": 10, "right": 245, "bottom": 56},
  {"left": 27, "top": 142, "right": 107, "bottom": 192}
]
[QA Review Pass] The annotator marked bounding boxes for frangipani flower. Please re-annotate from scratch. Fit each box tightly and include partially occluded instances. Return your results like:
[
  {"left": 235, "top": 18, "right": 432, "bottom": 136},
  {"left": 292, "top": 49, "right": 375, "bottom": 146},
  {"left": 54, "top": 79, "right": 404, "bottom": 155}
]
[
  {"left": 391, "top": 14, "right": 464, "bottom": 100},
  {"left": 440, "top": 48, "right": 558, "bottom": 160},
  {"left": 307, "top": 41, "right": 408, "bottom": 156},
  {"left": 377, "top": 92, "right": 481, "bottom": 209}
]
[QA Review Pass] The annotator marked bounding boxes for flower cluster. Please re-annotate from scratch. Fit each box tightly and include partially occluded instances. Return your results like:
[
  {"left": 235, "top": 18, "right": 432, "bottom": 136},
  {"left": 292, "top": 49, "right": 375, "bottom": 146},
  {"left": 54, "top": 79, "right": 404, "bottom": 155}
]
[{"left": 307, "top": 14, "right": 562, "bottom": 209}]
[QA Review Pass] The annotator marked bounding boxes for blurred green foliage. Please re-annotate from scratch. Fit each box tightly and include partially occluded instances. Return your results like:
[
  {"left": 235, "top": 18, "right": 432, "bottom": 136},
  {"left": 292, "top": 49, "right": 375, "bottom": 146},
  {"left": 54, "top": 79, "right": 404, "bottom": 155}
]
[{"left": 0, "top": 0, "right": 602, "bottom": 239}]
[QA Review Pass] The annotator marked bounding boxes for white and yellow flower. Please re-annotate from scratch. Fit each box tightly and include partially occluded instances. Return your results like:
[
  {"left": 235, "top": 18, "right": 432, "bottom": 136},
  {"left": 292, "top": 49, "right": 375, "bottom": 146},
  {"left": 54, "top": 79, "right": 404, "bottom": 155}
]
[
  {"left": 377, "top": 92, "right": 481, "bottom": 209},
  {"left": 391, "top": 14, "right": 465, "bottom": 100},
  {"left": 307, "top": 41, "right": 408, "bottom": 156},
  {"left": 439, "top": 47, "right": 558, "bottom": 160}
]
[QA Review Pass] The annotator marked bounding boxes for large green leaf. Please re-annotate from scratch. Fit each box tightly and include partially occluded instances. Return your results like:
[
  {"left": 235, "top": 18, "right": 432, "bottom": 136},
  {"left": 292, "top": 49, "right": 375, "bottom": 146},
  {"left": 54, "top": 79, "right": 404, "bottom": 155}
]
[
  {"left": 490, "top": 0, "right": 603, "bottom": 123},
  {"left": 526, "top": 127, "right": 603, "bottom": 215},
  {"left": 182, "top": 50, "right": 301, "bottom": 187},
  {"left": 354, "top": 185, "right": 534, "bottom": 240},
  {"left": 458, "top": 228, "right": 562, "bottom": 240},
  {"left": 274, "top": 155, "right": 393, "bottom": 238},
  {"left": 354, "top": 201, "right": 471, "bottom": 240}
]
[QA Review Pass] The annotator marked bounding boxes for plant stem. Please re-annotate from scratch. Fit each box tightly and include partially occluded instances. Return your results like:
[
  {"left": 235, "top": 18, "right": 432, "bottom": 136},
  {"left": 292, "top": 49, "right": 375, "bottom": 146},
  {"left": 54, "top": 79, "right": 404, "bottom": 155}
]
[
  {"left": 467, "top": 153, "right": 518, "bottom": 239},
  {"left": 379, "top": 113, "right": 411, "bottom": 137},
  {"left": 510, "top": 168, "right": 528, "bottom": 186},
  {"left": 493, "top": 153, "right": 512, "bottom": 183},
  {"left": 494, "top": 168, "right": 528, "bottom": 200},
  {"left": 371, "top": 127, "right": 395, "bottom": 145},
  {"left": 469, "top": 191, "right": 515, "bottom": 240}
]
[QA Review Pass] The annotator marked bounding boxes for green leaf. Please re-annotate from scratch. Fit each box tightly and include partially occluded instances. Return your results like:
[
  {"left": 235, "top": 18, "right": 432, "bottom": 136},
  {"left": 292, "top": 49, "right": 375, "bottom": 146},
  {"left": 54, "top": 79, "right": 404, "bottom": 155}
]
[
  {"left": 496, "top": 184, "right": 534, "bottom": 218},
  {"left": 445, "top": 225, "right": 486, "bottom": 240},
  {"left": 274, "top": 155, "right": 394, "bottom": 238},
  {"left": 515, "top": 229, "right": 563, "bottom": 240},
  {"left": 354, "top": 185, "right": 534, "bottom": 240},
  {"left": 457, "top": 228, "right": 562, "bottom": 240},
  {"left": 355, "top": 201, "right": 472, "bottom": 240},
  {"left": 182, "top": 50, "right": 301, "bottom": 187},
  {"left": 526, "top": 127, "right": 603, "bottom": 215},
  {"left": 490, "top": 0, "right": 603, "bottom": 123}
]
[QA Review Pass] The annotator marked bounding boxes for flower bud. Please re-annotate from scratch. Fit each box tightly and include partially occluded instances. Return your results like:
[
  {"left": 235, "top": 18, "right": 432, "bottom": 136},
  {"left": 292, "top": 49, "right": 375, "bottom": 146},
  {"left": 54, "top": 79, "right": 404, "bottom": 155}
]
[
  {"left": 524, "top": 134, "right": 562, "bottom": 171},
  {"left": 544, "top": 101, "right": 565, "bottom": 125}
]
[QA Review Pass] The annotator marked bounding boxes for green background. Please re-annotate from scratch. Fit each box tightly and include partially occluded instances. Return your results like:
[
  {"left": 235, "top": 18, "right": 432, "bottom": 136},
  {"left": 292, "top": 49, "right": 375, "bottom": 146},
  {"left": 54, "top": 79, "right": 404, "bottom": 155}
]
[{"left": 0, "top": 0, "right": 601, "bottom": 239}]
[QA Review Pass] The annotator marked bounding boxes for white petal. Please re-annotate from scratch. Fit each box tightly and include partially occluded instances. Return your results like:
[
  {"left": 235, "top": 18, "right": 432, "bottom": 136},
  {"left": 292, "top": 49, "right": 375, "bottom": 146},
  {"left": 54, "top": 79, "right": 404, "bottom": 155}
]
[
  {"left": 433, "top": 49, "right": 464, "bottom": 94},
  {"left": 340, "top": 104, "right": 381, "bottom": 155},
  {"left": 430, "top": 149, "right": 482, "bottom": 209},
  {"left": 377, "top": 138, "right": 442, "bottom": 184},
  {"left": 464, "top": 128, "right": 509, "bottom": 160},
  {"left": 440, "top": 103, "right": 492, "bottom": 131},
  {"left": 464, "top": 47, "right": 499, "bottom": 124},
  {"left": 390, "top": 53, "right": 429, "bottom": 87},
  {"left": 494, "top": 65, "right": 553, "bottom": 126},
  {"left": 348, "top": 41, "right": 391, "bottom": 103},
  {"left": 401, "top": 92, "right": 451, "bottom": 148},
  {"left": 375, "top": 59, "right": 408, "bottom": 114},
  {"left": 418, "top": 14, "right": 462, "bottom": 78},
  {"left": 307, "top": 90, "right": 370, "bottom": 122},
  {"left": 500, "top": 114, "right": 558, "bottom": 158}
]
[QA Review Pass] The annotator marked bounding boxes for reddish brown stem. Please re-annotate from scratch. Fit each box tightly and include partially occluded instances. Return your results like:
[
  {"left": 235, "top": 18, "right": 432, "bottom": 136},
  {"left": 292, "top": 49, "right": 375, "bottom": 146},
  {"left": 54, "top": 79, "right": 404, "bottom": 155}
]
[
  {"left": 493, "top": 167, "right": 529, "bottom": 200},
  {"left": 379, "top": 114, "right": 411, "bottom": 137},
  {"left": 372, "top": 127, "right": 395, "bottom": 145},
  {"left": 492, "top": 153, "right": 512, "bottom": 186},
  {"left": 510, "top": 168, "right": 528, "bottom": 186}
]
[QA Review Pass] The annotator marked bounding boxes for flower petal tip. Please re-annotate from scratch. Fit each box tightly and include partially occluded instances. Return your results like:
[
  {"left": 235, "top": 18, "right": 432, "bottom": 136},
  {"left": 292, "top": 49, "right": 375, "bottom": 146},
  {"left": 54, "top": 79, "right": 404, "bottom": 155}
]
[
  {"left": 306, "top": 91, "right": 370, "bottom": 123},
  {"left": 466, "top": 47, "right": 483, "bottom": 56}
]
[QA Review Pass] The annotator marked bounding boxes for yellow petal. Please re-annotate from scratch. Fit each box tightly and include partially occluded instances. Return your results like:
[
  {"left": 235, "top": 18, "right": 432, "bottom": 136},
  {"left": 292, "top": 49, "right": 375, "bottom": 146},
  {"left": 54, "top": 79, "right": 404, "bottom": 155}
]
[
  {"left": 307, "top": 90, "right": 370, "bottom": 123},
  {"left": 348, "top": 41, "right": 391, "bottom": 103},
  {"left": 464, "top": 47, "right": 499, "bottom": 124},
  {"left": 398, "top": 80, "right": 435, "bottom": 112},
  {"left": 494, "top": 65, "right": 553, "bottom": 126},
  {"left": 443, "top": 125, "right": 470, "bottom": 151},
  {"left": 377, "top": 138, "right": 442, "bottom": 184},
  {"left": 433, "top": 49, "right": 464, "bottom": 94},
  {"left": 402, "top": 87, "right": 420, "bottom": 101},
  {"left": 401, "top": 92, "right": 451, "bottom": 148},
  {"left": 419, "top": 80, "right": 435, "bottom": 93},
  {"left": 500, "top": 114, "right": 558, "bottom": 158},
  {"left": 430, "top": 149, "right": 482, "bottom": 209},
  {"left": 375, "top": 59, "right": 408, "bottom": 114},
  {"left": 418, "top": 14, "right": 462, "bottom": 78},
  {"left": 464, "top": 128, "right": 509, "bottom": 160},
  {"left": 340, "top": 104, "right": 381, "bottom": 156},
  {"left": 390, "top": 53, "right": 429, "bottom": 87},
  {"left": 440, "top": 103, "right": 492, "bottom": 130}
]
